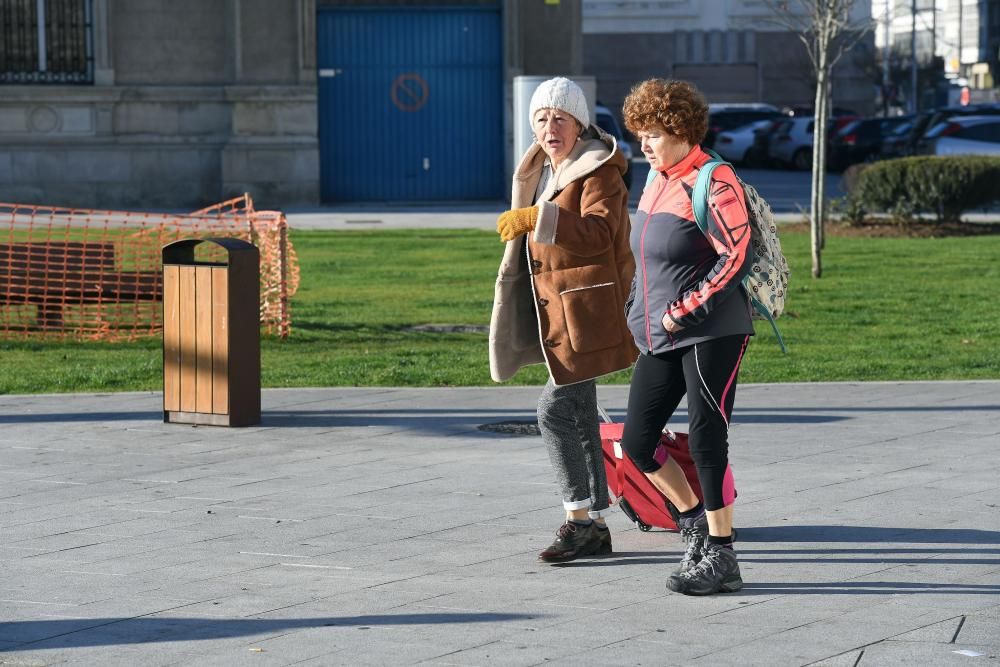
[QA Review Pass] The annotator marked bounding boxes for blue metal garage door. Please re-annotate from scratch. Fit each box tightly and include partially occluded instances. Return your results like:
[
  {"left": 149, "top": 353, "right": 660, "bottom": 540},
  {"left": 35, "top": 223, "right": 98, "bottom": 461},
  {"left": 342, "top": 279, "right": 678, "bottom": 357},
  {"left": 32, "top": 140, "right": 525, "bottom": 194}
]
[{"left": 317, "top": 7, "right": 503, "bottom": 202}]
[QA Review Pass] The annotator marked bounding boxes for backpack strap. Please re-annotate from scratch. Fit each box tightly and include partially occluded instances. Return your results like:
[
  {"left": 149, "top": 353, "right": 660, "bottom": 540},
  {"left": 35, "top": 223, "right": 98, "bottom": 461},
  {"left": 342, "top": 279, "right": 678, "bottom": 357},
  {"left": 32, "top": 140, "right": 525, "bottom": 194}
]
[
  {"left": 691, "top": 148, "right": 728, "bottom": 233},
  {"left": 752, "top": 301, "right": 788, "bottom": 353}
]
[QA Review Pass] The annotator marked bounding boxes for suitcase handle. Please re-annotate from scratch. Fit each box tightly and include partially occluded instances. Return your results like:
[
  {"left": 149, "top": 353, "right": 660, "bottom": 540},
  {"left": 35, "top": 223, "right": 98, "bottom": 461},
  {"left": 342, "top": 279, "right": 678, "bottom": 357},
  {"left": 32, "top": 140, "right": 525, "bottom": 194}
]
[{"left": 598, "top": 401, "right": 676, "bottom": 440}]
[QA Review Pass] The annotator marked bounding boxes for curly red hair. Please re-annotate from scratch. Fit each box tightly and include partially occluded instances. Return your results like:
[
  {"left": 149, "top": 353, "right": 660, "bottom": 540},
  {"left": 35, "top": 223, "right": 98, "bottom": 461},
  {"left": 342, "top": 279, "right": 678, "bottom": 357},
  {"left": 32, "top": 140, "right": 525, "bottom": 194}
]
[{"left": 622, "top": 79, "right": 709, "bottom": 145}]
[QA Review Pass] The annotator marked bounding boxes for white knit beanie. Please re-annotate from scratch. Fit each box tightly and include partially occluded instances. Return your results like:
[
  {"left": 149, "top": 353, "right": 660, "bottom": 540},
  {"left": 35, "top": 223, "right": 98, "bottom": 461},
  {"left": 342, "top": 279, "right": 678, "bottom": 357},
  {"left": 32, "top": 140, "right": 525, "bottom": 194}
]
[{"left": 529, "top": 77, "right": 590, "bottom": 128}]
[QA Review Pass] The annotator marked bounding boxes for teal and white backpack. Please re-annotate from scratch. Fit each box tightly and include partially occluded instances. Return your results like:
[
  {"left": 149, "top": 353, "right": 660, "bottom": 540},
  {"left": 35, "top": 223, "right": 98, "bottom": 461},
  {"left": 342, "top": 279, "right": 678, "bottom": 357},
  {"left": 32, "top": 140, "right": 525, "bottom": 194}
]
[{"left": 645, "top": 150, "right": 791, "bottom": 351}]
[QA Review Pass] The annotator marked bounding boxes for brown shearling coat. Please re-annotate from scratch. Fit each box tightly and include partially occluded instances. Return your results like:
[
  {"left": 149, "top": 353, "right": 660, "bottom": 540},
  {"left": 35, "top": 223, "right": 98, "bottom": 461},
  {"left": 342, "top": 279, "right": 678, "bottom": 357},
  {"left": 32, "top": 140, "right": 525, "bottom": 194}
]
[{"left": 489, "top": 127, "right": 638, "bottom": 385}]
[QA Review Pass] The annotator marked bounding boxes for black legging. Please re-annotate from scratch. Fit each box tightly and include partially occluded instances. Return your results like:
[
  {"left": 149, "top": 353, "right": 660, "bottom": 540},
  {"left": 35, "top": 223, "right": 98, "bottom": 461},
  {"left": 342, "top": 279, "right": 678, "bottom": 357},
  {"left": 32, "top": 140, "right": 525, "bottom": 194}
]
[{"left": 621, "top": 335, "right": 749, "bottom": 511}]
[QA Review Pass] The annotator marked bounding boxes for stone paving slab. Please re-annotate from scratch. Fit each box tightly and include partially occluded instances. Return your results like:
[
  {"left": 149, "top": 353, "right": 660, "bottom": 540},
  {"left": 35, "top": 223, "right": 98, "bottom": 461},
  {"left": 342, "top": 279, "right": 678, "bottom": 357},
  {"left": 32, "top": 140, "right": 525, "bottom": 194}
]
[{"left": 1, "top": 381, "right": 999, "bottom": 666}]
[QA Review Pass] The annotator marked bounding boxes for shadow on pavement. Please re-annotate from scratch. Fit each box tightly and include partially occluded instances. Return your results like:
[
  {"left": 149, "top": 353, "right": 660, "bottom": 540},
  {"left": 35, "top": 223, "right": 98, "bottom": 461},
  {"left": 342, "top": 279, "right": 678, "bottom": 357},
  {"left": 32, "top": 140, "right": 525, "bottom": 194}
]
[
  {"left": 1, "top": 404, "right": 996, "bottom": 431},
  {"left": 0, "top": 411, "right": 164, "bottom": 424},
  {"left": 551, "top": 552, "right": 681, "bottom": 568},
  {"left": 739, "top": 581, "right": 1000, "bottom": 595},
  {"left": 738, "top": 525, "right": 1000, "bottom": 544},
  {"left": 554, "top": 526, "right": 1000, "bottom": 576},
  {"left": 0, "top": 408, "right": 847, "bottom": 429},
  {"left": 1, "top": 612, "right": 539, "bottom": 651}
]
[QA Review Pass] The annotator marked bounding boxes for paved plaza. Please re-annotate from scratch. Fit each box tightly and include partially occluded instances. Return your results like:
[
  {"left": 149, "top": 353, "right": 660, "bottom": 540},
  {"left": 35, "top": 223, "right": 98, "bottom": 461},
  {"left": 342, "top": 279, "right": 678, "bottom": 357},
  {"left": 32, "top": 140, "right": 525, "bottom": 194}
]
[{"left": 1, "top": 381, "right": 999, "bottom": 666}]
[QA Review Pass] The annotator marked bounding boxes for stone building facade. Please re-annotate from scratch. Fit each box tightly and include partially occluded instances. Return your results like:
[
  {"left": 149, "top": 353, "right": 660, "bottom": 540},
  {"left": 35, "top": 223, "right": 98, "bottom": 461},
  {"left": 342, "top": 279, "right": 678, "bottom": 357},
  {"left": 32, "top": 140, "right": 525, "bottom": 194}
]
[
  {"left": 1, "top": 0, "right": 319, "bottom": 209},
  {"left": 0, "top": 0, "right": 582, "bottom": 208}
]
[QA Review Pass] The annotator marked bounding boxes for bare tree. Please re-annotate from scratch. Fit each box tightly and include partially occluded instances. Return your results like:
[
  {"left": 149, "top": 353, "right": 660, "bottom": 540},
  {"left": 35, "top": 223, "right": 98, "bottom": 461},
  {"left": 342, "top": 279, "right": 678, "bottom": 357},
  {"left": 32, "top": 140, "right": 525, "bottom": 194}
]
[{"left": 762, "top": 0, "right": 873, "bottom": 277}]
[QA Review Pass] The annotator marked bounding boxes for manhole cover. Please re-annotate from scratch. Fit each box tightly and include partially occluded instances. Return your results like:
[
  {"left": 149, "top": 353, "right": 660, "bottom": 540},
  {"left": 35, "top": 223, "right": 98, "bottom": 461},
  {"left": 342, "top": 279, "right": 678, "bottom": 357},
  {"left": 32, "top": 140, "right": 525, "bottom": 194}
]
[
  {"left": 477, "top": 421, "right": 540, "bottom": 436},
  {"left": 408, "top": 324, "right": 488, "bottom": 334}
]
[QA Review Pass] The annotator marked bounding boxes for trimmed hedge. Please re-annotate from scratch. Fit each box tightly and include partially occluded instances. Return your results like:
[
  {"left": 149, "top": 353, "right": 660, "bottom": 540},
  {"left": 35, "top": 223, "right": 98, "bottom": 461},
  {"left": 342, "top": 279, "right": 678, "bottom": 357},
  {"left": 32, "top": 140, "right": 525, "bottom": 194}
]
[{"left": 846, "top": 156, "right": 1000, "bottom": 223}]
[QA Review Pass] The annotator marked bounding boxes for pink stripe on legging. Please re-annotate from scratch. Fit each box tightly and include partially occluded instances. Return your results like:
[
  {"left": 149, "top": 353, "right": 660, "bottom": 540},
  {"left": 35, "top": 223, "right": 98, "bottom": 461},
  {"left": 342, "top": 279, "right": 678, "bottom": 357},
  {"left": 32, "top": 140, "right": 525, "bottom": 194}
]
[{"left": 719, "top": 335, "right": 750, "bottom": 416}]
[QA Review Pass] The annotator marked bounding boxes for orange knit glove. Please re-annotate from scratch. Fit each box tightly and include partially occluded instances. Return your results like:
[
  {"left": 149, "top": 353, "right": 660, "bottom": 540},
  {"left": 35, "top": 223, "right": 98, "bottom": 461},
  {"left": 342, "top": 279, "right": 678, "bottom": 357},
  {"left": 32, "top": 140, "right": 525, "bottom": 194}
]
[{"left": 496, "top": 206, "right": 538, "bottom": 242}]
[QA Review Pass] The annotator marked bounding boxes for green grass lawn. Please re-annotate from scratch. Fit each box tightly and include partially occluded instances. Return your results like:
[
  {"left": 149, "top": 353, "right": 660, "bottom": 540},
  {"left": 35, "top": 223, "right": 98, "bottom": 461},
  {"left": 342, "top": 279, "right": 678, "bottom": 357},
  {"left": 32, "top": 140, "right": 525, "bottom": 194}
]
[{"left": 1, "top": 227, "right": 997, "bottom": 394}]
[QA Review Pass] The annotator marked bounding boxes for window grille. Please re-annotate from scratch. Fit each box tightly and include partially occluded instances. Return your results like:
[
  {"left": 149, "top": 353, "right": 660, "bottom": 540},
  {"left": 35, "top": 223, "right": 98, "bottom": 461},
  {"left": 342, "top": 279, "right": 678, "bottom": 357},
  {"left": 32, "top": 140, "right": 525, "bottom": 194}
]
[{"left": 1, "top": 0, "right": 93, "bottom": 84}]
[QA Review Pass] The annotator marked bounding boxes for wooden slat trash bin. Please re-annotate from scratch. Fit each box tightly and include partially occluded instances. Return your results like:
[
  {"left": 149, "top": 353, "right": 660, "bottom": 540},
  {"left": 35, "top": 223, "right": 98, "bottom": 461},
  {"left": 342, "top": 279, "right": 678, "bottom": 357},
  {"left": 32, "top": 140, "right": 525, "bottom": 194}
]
[{"left": 162, "top": 238, "right": 260, "bottom": 426}]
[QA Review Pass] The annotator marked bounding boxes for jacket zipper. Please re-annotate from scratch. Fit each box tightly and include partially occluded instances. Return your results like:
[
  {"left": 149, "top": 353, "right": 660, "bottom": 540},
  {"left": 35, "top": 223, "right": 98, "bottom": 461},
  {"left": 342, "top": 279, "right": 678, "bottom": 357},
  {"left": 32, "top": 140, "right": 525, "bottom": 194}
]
[{"left": 640, "top": 172, "right": 671, "bottom": 352}]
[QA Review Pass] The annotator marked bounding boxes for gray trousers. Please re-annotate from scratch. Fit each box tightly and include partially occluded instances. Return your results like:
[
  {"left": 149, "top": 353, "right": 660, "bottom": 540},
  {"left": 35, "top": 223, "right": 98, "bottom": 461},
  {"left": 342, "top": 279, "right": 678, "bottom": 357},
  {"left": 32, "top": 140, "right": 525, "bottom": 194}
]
[{"left": 537, "top": 377, "right": 611, "bottom": 518}]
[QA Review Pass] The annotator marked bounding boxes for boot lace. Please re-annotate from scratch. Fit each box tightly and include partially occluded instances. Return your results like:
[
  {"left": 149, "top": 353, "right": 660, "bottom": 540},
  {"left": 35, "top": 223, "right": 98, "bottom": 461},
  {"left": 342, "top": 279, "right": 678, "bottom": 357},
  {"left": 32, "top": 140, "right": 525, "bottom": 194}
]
[
  {"left": 680, "top": 544, "right": 725, "bottom": 581},
  {"left": 556, "top": 522, "right": 578, "bottom": 539},
  {"left": 678, "top": 524, "right": 705, "bottom": 565}
]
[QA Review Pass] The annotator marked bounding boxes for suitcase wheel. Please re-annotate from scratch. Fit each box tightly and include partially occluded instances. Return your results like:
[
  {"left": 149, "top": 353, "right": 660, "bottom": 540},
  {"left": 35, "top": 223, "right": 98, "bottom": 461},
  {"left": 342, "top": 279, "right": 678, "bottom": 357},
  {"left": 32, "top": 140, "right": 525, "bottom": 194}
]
[{"left": 618, "top": 498, "right": 652, "bottom": 532}]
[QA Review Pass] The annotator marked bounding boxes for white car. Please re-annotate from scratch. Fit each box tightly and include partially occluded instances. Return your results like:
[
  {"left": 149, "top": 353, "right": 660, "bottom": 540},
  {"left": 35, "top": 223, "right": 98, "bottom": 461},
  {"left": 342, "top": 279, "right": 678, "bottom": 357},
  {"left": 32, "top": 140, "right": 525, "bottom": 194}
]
[
  {"left": 768, "top": 117, "right": 815, "bottom": 170},
  {"left": 713, "top": 119, "right": 775, "bottom": 164},
  {"left": 918, "top": 116, "right": 1000, "bottom": 156}
]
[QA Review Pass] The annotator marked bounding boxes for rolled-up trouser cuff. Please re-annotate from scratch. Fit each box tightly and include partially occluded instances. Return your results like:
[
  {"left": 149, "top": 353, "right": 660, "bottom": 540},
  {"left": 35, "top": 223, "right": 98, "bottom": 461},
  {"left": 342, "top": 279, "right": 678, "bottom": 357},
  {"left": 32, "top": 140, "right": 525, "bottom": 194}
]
[{"left": 562, "top": 497, "right": 593, "bottom": 511}]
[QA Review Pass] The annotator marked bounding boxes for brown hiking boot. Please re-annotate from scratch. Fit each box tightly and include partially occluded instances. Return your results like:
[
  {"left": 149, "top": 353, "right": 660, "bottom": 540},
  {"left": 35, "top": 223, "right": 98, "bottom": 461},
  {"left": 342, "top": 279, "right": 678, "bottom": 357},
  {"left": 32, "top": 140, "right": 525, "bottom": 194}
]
[{"left": 538, "top": 521, "right": 609, "bottom": 563}]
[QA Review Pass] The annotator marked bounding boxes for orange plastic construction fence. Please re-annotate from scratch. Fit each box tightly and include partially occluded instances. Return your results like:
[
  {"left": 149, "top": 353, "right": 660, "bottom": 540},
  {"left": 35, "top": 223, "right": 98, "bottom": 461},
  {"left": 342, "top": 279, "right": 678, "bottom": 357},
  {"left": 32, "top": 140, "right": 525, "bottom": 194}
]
[{"left": 0, "top": 194, "right": 299, "bottom": 341}]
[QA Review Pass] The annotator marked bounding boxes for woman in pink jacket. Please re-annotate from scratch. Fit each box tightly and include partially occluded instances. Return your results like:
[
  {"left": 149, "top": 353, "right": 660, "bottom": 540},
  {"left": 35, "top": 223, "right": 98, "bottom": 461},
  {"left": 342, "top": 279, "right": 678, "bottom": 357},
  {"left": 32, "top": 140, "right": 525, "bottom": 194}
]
[{"left": 621, "top": 79, "right": 753, "bottom": 595}]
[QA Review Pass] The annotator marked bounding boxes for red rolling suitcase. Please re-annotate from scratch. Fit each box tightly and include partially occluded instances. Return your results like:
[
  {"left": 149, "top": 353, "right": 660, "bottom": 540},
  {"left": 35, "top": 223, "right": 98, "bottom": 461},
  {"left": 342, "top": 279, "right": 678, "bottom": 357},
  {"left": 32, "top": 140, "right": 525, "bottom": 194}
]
[{"left": 598, "top": 406, "right": 736, "bottom": 532}]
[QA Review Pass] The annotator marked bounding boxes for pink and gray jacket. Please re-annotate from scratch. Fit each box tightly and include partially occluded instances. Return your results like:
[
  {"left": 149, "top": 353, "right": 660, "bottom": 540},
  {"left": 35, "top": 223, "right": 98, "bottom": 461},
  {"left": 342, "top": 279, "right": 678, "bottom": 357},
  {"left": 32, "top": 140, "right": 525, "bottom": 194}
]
[{"left": 628, "top": 145, "right": 754, "bottom": 354}]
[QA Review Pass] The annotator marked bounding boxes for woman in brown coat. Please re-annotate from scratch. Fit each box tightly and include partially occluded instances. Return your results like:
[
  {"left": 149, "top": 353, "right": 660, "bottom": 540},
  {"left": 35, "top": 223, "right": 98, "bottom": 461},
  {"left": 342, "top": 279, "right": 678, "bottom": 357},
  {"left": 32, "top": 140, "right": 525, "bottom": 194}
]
[{"left": 489, "top": 77, "right": 637, "bottom": 562}]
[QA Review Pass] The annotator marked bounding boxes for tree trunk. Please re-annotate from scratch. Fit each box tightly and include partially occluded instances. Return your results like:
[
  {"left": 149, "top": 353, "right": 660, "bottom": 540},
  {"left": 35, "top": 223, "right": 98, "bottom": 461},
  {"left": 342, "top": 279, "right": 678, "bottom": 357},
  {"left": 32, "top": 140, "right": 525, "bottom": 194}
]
[
  {"left": 817, "top": 77, "right": 832, "bottom": 250},
  {"left": 764, "top": 0, "right": 870, "bottom": 277},
  {"left": 810, "top": 65, "right": 828, "bottom": 278},
  {"left": 814, "top": 82, "right": 826, "bottom": 253}
]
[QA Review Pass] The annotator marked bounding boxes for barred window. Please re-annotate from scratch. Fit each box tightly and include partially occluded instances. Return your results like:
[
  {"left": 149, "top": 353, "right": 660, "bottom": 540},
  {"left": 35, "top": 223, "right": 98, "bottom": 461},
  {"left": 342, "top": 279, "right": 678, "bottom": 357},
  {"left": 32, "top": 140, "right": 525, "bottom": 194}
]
[{"left": 1, "top": 0, "right": 93, "bottom": 84}]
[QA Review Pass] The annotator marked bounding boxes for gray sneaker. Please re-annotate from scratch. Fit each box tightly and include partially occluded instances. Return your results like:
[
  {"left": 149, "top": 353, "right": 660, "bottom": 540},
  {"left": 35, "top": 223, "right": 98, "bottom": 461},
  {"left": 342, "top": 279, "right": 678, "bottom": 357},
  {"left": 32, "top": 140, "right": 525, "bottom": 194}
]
[
  {"left": 672, "top": 513, "right": 709, "bottom": 576},
  {"left": 667, "top": 542, "right": 743, "bottom": 596}
]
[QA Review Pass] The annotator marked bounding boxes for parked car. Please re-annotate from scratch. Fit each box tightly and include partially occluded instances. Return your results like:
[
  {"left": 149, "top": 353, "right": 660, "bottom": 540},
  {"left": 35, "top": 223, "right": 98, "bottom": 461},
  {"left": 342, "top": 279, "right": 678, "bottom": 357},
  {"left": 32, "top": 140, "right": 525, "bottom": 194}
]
[
  {"left": 768, "top": 117, "right": 816, "bottom": 170},
  {"left": 595, "top": 104, "right": 633, "bottom": 189},
  {"left": 889, "top": 104, "right": 1000, "bottom": 157},
  {"left": 748, "top": 117, "right": 788, "bottom": 167},
  {"left": 915, "top": 115, "right": 1000, "bottom": 156},
  {"left": 922, "top": 104, "right": 1000, "bottom": 136},
  {"left": 828, "top": 115, "right": 912, "bottom": 171},
  {"left": 714, "top": 119, "right": 775, "bottom": 165},
  {"left": 751, "top": 109, "right": 858, "bottom": 168},
  {"left": 704, "top": 103, "right": 782, "bottom": 149},
  {"left": 879, "top": 119, "right": 916, "bottom": 159}
]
